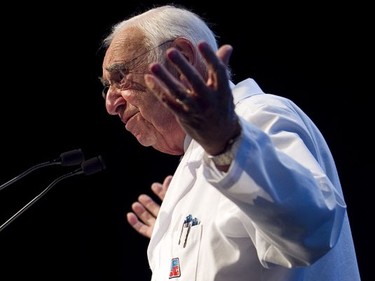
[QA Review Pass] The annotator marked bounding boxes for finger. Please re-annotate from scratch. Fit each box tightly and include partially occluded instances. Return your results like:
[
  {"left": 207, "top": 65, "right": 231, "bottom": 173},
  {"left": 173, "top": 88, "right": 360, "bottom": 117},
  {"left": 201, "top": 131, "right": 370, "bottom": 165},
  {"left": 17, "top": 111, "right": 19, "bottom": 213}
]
[
  {"left": 198, "top": 41, "right": 231, "bottom": 90},
  {"left": 151, "top": 175, "right": 172, "bottom": 200},
  {"left": 126, "top": 212, "right": 152, "bottom": 238},
  {"left": 137, "top": 194, "right": 160, "bottom": 218},
  {"left": 144, "top": 71, "right": 190, "bottom": 113},
  {"left": 130, "top": 201, "right": 155, "bottom": 225},
  {"left": 216, "top": 44, "right": 233, "bottom": 68},
  {"left": 151, "top": 182, "right": 164, "bottom": 200},
  {"left": 165, "top": 48, "right": 207, "bottom": 95},
  {"left": 162, "top": 175, "right": 173, "bottom": 190}
]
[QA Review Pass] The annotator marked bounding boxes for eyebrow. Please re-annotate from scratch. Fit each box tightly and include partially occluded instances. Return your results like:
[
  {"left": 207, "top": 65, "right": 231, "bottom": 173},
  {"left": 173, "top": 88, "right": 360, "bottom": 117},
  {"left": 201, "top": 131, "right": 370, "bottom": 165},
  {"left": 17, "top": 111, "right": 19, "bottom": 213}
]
[
  {"left": 106, "top": 39, "right": 175, "bottom": 73},
  {"left": 99, "top": 62, "right": 127, "bottom": 86},
  {"left": 106, "top": 62, "right": 128, "bottom": 73},
  {"left": 99, "top": 39, "right": 175, "bottom": 86}
]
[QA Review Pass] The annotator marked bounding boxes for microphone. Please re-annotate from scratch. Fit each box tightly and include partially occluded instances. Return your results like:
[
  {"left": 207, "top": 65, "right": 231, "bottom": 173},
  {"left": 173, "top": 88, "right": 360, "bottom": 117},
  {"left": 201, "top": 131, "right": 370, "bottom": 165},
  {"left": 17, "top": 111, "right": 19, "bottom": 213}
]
[
  {"left": 0, "top": 148, "right": 85, "bottom": 191},
  {"left": 0, "top": 155, "right": 106, "bottom": 233}
]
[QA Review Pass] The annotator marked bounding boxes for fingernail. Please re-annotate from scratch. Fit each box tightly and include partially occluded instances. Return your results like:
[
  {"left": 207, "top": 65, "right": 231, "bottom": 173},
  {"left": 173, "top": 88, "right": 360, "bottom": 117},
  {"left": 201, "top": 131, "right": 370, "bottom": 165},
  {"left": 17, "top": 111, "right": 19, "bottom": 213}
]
[{"left": 152, "top": 183, "right": 163, "bottom": 193}]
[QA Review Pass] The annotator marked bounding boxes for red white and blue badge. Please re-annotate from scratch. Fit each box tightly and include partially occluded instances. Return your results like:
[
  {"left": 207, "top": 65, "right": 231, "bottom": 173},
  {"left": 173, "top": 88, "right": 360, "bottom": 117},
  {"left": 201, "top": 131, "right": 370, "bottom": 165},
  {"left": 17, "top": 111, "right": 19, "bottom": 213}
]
[{"left": 169, "top": 257, "right": 181, "bottom": 278}]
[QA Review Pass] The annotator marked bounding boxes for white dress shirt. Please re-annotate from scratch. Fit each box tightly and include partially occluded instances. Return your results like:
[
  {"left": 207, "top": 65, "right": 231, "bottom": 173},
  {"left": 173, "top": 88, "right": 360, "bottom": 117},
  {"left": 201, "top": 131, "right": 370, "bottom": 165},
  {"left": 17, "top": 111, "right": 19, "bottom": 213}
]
[{"left": 147, "top": 78, "right": 361, "bottom": 281}]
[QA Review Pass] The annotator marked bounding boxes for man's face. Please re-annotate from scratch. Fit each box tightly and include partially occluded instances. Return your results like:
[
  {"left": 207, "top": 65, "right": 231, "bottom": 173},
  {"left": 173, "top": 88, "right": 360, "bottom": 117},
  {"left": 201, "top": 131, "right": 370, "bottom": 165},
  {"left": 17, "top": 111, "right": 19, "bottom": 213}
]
[{"left": 101, "top": 28, "right": 185, "bottom": 155}]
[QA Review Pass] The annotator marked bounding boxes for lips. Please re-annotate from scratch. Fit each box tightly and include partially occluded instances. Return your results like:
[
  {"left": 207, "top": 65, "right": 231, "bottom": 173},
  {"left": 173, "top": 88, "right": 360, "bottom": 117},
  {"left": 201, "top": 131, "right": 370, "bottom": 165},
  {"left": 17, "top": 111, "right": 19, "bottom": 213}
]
[
  {"left": 123, "top": 112, "right": 139, "bottom": 130},
  {"left": 121, "top": 111, "right": 136, "bottom": 125}
]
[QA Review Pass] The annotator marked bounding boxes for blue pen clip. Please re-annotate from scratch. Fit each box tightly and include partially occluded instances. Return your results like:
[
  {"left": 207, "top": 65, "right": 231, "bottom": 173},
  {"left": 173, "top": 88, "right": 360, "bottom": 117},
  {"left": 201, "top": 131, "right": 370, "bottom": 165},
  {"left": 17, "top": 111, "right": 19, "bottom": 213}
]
[{"left": 178, "top": 214, "right": 200, "bottom": 248}]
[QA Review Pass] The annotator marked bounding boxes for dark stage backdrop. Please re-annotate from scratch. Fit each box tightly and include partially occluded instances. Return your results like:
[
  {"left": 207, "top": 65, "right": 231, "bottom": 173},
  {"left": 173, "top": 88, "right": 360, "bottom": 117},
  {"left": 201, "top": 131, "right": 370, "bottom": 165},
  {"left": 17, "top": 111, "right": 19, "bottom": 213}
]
[{"left": 0, "top": 1, "right": 370, "bottom": 280}]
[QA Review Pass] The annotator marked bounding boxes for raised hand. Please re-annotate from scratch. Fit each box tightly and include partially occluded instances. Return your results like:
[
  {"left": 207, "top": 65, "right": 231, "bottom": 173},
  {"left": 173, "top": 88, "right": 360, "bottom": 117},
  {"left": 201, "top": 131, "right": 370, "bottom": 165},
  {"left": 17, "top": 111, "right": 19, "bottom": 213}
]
[
  {"left": 144, "top": 41, "right": 241, "bottom": 157},
  {"left": 126, "top": 175, "right": 172, "bottom": 238}
]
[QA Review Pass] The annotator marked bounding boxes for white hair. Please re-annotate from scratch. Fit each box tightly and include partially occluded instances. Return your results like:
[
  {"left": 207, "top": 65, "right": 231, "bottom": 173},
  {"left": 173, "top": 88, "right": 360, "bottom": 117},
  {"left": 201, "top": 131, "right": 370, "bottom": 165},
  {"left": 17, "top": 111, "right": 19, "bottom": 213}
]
[
  {"left": 102, "top": 5, "right": 232, "bottom": 79},
  {"left": 103, "top": 5, "right": 218, "bottom": 51}
]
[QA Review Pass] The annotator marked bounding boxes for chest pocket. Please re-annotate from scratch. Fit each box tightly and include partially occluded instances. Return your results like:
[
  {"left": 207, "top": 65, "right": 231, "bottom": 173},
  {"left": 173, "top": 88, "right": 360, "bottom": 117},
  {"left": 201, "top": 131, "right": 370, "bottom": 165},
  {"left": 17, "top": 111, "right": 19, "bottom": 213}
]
[{"left": 169, "top": 223, "right": 203, "bottom": 280}]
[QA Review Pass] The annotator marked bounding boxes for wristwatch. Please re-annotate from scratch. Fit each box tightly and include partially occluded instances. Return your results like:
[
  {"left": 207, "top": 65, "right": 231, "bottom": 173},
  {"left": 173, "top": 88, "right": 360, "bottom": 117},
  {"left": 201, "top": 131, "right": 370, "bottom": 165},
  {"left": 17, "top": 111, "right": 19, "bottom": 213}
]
[{"left": 207, "top": 135, "right": 240, "bottom": 166}]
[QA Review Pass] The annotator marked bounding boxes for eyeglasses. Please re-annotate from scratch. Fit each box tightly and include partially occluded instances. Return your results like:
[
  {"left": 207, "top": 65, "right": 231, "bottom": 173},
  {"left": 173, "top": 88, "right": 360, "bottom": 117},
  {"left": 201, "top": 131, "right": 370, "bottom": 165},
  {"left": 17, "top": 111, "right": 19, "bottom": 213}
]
[{"left": 100, "top": 39, "right": 174, "bottom": 99}]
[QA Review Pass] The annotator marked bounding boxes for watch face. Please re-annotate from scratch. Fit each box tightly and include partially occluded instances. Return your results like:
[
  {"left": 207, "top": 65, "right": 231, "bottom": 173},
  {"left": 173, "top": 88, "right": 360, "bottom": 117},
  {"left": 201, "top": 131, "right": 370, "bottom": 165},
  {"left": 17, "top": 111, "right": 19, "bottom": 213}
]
[
  {"left": 210, "top": 150, "right": 233, "bottom": 166},
  {"left": 208, "top": 133, "right": 241, "bottom": 166}
]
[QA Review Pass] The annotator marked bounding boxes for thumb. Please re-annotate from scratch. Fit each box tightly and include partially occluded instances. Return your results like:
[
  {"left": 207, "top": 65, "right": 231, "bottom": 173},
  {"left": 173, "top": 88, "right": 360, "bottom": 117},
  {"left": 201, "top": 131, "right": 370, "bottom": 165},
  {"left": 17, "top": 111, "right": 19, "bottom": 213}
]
[{"left": 216, "top": 44, "right": 233, "bottom": 67}]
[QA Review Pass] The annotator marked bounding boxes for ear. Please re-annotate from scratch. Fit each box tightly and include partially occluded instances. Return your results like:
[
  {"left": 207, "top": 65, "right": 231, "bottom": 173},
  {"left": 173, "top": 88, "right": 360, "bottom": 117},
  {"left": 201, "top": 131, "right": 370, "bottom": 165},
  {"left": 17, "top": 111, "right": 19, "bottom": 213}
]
[{"left": 172, "top": 37, "right": 196, "bottom": 65}]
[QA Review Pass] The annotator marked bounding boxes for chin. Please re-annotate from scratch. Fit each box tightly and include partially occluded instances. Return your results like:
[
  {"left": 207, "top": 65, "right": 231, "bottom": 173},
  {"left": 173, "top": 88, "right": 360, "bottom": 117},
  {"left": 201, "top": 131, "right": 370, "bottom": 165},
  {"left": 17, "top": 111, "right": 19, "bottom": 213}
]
[{"left": 135, "top": 134, "right": 157, "bottom": 148}]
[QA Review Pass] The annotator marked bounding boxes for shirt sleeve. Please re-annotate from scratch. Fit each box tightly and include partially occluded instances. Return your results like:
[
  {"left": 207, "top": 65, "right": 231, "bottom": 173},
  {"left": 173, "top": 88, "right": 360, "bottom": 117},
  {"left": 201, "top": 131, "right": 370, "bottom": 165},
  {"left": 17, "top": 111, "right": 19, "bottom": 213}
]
[{"left": 203, "top": 94, "right": 346, "bottom": 268}]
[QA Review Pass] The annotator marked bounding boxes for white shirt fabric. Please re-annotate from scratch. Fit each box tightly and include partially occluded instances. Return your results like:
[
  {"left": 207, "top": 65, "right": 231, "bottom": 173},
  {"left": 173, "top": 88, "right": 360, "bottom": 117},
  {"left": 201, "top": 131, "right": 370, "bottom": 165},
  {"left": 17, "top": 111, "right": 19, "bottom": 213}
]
[{"left": 147, "top": 78, "right": 361, "bottom": 281}]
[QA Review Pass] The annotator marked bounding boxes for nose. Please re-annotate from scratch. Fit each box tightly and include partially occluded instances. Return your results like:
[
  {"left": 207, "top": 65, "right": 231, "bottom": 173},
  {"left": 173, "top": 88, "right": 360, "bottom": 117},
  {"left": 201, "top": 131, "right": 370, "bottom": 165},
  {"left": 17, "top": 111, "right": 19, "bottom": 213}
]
[{"left": 105, "top": 87, "right": 125, "bottom": 116}]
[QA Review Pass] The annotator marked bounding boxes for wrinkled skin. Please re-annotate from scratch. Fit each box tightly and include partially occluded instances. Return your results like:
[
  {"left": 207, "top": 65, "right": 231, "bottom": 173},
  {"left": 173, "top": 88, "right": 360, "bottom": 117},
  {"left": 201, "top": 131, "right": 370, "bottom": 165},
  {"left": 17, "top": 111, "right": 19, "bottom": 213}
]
[{"left": 102, "top": 27, "right": 241, "bottom": 238}]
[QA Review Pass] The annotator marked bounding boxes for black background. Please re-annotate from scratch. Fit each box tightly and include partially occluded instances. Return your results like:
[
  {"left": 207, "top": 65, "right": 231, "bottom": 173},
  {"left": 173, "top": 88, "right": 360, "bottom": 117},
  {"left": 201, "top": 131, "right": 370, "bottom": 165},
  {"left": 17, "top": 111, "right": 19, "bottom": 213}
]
[{"left": 0, "top": 1, "right": 371, "bottom": 280}]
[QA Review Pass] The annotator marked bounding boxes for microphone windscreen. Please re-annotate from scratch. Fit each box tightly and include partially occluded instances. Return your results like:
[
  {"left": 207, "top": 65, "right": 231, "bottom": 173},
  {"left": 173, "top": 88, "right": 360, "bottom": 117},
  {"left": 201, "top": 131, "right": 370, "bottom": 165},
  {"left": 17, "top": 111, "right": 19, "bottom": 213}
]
[
  {"left": 81, "top": 155, "right": 106, "bottom": 175},
  {"left": 60, "top": 149, "right": 85, "bottom": 166}
]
